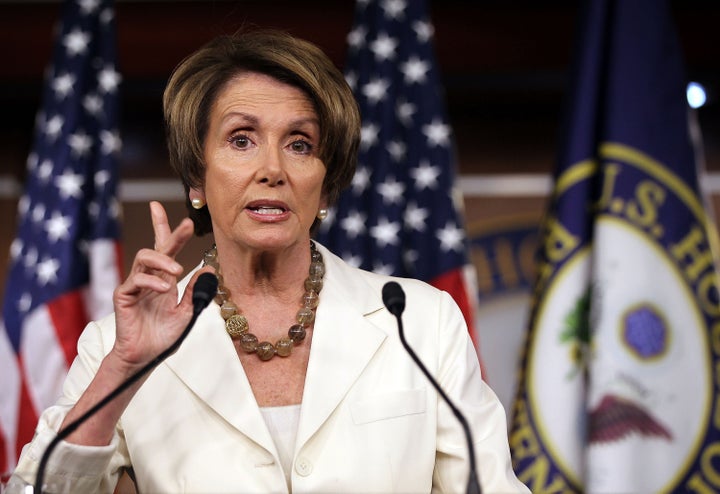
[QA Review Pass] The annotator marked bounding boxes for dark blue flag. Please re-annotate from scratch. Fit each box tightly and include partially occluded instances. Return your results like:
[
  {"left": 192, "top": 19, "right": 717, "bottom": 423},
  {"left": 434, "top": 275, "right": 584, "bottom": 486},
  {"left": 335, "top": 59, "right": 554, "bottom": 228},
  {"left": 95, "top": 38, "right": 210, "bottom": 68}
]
[
  {"left": 509, "top": 0, "right": 720, "bottom": 492},
  {"left": 316, "top": 0, "right": 479, "bottom": 347},
  {"left": 0, "top": 0, "right": 123, "bottom": 475}
]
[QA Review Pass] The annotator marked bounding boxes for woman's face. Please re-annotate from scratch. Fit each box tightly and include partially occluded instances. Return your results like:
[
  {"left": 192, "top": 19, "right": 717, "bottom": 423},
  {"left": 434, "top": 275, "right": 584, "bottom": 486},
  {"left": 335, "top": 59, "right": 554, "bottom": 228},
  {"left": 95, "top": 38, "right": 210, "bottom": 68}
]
[{"left": 198, "top": 72, "right": 326, "bottom": 252}]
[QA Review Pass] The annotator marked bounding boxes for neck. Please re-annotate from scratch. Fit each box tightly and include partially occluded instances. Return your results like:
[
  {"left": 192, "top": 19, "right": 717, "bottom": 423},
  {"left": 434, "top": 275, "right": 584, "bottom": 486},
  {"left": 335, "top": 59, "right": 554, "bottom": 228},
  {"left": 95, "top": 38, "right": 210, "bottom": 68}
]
[
  {"left": 203, "top": 241, "right": 325, "bottom": 361},
  {"left": 213, "top": 240, "right": 313, "bottom": 299}
]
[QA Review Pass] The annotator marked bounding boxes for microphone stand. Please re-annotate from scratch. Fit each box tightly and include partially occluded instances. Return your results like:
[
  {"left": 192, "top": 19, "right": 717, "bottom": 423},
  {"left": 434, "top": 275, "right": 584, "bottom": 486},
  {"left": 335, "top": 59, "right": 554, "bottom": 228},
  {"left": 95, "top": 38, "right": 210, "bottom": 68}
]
[
  {"left": 34, "top": 273, "right": 217, "bottom": 493},
  {"left": 383, "top": 281, "right": 481, "bottom": 494}
]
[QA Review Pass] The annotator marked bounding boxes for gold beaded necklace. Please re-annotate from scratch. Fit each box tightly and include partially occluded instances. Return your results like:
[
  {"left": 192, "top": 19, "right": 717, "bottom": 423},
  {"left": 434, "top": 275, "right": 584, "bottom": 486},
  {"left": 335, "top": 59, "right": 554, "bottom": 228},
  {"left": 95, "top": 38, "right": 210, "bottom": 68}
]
[{"left": 201, "top": 242, "right": 324, "bottom": 361}]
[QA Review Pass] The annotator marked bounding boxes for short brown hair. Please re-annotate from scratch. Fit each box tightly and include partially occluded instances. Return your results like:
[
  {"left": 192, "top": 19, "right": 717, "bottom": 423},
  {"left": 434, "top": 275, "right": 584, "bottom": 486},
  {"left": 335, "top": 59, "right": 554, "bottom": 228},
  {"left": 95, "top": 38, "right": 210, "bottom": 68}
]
[{"left": 163, "top": 29, "right": 361, "bottom": 235}]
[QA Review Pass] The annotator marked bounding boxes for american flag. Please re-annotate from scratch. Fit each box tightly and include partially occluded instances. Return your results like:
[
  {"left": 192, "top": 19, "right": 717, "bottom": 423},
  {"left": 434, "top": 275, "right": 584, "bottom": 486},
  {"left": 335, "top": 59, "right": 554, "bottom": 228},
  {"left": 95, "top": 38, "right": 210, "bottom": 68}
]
[
  {"left": 316, "top": 0, "right": 479, "bottom": 347},
  {"left": 0, "top": 0, "right": 122, "bottom": 476}
]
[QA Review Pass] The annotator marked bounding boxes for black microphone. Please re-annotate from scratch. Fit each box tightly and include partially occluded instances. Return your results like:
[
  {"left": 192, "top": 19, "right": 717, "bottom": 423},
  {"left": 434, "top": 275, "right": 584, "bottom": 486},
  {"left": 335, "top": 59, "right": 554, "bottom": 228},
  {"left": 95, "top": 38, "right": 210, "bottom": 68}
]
[
  {"left": 382, "top": 281, "right": 482, "bottom": 494},
  {"left": 34, "top": 273, "right": 218, "bottom": 493}
]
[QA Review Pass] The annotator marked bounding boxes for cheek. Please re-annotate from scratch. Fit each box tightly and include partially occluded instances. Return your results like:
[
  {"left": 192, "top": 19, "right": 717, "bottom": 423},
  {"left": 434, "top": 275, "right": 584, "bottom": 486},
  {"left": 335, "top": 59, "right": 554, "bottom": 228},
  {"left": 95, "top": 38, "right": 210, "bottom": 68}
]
[
  {"left": 309, "top": 176, "right": 326, "bottom": 204},
  {"left": 312, "top": 165, "right": 328, "bottom": 193},
  {"left": 300, "top": 173, "right": 326, "bottom": 216},
  {"left": 204, "top": 175, "right": 245, "bottom": 213},
  {"left": 204, "top": 154, "right": 247, "bottom": 190}
]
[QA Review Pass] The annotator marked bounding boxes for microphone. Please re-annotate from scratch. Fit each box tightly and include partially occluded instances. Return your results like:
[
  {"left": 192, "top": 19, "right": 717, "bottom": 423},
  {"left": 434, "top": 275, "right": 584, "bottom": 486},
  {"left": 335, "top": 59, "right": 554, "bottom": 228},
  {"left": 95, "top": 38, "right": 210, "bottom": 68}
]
[
  {"left": 191, "top": 272, "right": 220, "bottom": 312},
  {"left": 382, "top": 281, "right": 482, "bottom": 494},
  {"left": 34, "top": 273, "right": 218, "bottom": 493}
]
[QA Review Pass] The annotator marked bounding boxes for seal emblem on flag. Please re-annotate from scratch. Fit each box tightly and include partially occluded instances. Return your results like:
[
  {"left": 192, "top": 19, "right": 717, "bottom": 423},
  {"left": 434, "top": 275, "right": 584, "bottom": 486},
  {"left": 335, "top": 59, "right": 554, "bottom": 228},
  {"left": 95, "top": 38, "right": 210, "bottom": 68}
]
[
  {"left": 509, "top": 1, "right": 720, "bottom": 491},
  {"left": 512, "top": 144, "right": 720, "bottom": 493}
]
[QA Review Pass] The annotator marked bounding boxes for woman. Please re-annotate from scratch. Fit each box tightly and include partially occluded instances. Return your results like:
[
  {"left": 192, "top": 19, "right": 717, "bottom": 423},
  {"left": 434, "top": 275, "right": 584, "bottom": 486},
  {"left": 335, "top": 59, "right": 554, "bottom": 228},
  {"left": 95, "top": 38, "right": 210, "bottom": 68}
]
[{"left": 11, "top": 30, "right": 528, "bottom": 493}]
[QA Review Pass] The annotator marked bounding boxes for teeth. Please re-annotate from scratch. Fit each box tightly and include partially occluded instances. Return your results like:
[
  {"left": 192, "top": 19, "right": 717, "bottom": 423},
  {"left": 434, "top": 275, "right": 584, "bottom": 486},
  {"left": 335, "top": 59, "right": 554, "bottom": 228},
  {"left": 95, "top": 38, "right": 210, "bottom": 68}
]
[{"left": 252, "top": 207, "right": 284, "bottom": 215}]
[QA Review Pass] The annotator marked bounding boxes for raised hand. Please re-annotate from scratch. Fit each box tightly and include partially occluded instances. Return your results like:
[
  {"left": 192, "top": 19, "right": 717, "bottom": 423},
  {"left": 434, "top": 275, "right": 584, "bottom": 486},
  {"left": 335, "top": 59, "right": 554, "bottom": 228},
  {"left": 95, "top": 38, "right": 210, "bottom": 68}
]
[{"left": 111, "top": 201, "right": 208, "bottom": 370}]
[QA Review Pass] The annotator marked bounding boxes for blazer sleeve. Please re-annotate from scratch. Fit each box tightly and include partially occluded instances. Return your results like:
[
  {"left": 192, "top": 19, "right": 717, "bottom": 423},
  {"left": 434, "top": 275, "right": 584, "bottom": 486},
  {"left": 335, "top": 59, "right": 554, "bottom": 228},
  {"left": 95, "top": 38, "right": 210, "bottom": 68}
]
[
  {"left": 10, "top": 314, "right": 129, "bottom": 494},
  {"left": 431, "top": 291, "right": 530, "bottom": 493}
]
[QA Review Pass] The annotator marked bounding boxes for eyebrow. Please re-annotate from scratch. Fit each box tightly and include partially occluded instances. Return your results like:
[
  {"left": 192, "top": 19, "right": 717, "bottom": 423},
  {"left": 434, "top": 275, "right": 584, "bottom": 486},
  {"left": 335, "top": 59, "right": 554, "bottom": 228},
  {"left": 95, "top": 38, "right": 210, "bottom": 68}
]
[
  {"left": 221, "top": 112, "right": 259, "bottom": 127},
  {"left": 221, "top": 112, "right": 319, "bottom": 130}
]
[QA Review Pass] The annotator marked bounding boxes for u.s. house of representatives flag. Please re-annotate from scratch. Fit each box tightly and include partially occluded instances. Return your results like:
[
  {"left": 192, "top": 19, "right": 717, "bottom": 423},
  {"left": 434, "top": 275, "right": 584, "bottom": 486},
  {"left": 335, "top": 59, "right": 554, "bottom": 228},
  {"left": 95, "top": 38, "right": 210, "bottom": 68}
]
[
  {"left": 0, "top": 0, "right": 122, "bottom": 475},
  {"left": 316, "top": 0, "right": 479, "bottom": 348},
  {"left": 509, "top": 0, "right": 720, "bottom": 492}
]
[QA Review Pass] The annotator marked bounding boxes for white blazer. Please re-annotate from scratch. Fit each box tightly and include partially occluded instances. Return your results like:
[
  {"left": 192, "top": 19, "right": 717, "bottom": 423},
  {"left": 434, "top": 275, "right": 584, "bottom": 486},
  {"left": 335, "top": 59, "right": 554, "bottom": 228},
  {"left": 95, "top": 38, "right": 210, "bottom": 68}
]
[{"left": 13, "top": 243, "right": 528, "bottom": 494}]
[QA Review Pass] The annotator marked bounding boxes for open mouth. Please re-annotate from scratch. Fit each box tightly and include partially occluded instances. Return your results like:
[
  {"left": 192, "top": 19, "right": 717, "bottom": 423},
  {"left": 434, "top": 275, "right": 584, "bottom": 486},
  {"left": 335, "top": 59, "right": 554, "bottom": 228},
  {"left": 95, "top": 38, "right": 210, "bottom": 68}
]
[{"left": 249, "top": 206, "right": 286, "bottom": 215}]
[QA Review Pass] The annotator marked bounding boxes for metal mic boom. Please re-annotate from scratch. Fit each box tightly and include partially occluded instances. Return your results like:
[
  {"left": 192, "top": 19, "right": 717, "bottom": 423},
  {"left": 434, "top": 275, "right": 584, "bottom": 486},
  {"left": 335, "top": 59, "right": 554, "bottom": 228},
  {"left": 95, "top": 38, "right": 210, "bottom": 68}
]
[{"left": 382, "top": 281, "right": 482, "bottom": 494}]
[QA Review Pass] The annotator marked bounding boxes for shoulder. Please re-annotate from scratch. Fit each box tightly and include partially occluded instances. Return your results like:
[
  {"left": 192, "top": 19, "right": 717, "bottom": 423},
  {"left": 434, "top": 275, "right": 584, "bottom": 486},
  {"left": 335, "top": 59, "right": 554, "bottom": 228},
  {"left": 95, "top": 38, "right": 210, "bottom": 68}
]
[
  {"left": 315, "top": 242, "right": 458, "bottom": 319},
  {"left": 317, "top": 242, "right": 443, "bottom": 294}
]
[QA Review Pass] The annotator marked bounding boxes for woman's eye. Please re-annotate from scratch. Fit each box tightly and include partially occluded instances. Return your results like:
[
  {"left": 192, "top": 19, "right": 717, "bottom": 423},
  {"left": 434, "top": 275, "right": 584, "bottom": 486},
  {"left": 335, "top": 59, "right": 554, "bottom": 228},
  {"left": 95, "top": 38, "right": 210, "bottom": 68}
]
[
  {"left": 229, "top": 135, "right": 250, "bottom": 149},
  {"left": 290, "top": 140, "right": 312, "bottom": 154}
]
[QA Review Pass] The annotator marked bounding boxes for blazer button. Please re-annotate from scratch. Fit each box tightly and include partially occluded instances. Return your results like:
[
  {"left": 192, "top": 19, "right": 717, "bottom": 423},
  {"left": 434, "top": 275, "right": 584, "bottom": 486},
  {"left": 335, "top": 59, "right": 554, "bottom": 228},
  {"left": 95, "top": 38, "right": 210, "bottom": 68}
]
[{"left": 295, "top": 457, "right": 313, "bottom": 477}]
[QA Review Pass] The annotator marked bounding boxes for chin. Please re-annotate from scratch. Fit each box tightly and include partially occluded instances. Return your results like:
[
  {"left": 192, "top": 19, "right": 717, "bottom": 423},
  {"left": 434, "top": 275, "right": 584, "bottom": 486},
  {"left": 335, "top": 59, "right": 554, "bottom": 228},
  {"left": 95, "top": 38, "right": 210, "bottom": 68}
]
[{"left": 242, "top": 232, "right": 308, "bottom": 251}]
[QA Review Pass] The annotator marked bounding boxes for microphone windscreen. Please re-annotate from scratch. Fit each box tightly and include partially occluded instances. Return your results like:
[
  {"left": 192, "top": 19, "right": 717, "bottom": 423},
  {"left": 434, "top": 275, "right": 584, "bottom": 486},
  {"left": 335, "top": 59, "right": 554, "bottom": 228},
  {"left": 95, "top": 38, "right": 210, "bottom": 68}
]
[
  {"left": 382, "top": 281, "right": 406, "bottom": 317},
  {"left": 193, "top": 272, "right": 219, "bottom": 311}
]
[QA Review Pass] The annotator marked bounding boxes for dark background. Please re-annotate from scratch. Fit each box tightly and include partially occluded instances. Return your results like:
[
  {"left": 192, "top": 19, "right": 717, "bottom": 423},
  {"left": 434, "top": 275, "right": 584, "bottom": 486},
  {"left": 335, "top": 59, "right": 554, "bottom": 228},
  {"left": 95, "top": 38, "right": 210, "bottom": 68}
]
[{"left": 1, "top": 0, "right": 718, "bottom": 182}]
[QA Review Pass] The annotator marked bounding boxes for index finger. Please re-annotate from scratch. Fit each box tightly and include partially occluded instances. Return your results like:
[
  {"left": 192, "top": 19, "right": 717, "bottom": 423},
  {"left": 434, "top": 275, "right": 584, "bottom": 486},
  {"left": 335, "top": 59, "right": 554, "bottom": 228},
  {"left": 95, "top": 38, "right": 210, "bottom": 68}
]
[
  {"left": 149, "top": 201, "right": 195, "bottom": 259},
  {"left": 150, "top": 201, "right": 172, "bottom": 250}
]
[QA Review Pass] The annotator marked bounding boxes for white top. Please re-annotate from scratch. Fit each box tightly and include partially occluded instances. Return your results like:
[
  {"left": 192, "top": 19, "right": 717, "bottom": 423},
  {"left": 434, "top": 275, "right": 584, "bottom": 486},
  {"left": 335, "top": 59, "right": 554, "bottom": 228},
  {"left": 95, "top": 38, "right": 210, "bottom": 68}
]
[{"left": 260, "top": 404, "right": 301, "bottom": 491}]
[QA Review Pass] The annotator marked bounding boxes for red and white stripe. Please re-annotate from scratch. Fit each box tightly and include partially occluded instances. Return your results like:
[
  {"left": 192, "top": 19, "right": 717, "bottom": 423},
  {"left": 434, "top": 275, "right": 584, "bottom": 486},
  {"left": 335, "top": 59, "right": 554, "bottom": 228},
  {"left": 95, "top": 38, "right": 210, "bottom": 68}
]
[{"left": 0, "top": 239, "right": 122, "bottom": 476}]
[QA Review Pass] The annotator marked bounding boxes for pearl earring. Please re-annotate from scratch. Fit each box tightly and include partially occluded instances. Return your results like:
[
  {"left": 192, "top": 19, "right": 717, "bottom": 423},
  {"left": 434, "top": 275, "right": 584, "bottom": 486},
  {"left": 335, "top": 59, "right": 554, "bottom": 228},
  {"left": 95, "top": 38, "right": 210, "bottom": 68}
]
[
  {"left": 191, "top": 198, "right": 206, "bottom": 210},
  {"left": 317, "top": 208, "right": 328, "bottom": 221}
]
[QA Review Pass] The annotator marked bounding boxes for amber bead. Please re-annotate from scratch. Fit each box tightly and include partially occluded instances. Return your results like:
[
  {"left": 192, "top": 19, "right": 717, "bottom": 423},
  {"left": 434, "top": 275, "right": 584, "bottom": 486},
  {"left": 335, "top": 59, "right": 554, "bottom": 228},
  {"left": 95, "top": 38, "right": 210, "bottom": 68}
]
[
  {"left": 276, "top": 338, "right": 294, "bottom": 357},
  {"left": 303, "top": 291, "right": 319, "bottom": 309},
  {"left": 256, "top": 342, "right": 276, "bottom": 361},
  {"left": 304, "top": 278, "right": 323, "bottom": 292},
  {"left": 297, "top": 307, "right": 315, "bottom": 325},
  {"left": 214, "top": 284, "right": 230, "bottom": 306},
  {"left": 308, "top": 261, "right": 325, "bottom": 280},
  {"left": 239, "top": 333, "right": 259, "bottom": 352},
  {"left": 220, "top": 300, "right": 238, "bottom": 320},
  {"left": 288, "top": 324, "right": 306, "bottom": 342},
  {"left": 203, "top": 248, "right": 218, "bottom": 267}
]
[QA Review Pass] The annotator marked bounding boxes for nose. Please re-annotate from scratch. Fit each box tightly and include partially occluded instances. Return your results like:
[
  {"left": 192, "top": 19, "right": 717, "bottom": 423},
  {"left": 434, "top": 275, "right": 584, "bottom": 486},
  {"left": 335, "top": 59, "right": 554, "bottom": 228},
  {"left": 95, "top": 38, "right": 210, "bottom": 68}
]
[{"left": 255, "top": 145, "right": 286, "bottom": 186}]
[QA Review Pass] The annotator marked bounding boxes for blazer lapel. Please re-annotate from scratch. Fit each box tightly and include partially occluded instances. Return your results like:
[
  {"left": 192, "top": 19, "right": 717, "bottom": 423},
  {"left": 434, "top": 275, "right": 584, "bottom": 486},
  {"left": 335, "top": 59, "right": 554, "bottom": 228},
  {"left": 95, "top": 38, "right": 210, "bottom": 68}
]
[
  {"left": 163, "top": 305, "right": 276, "bottom": 455},
  {"left": 296, "top": 245, "right": 388, "bottom": 446}
]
